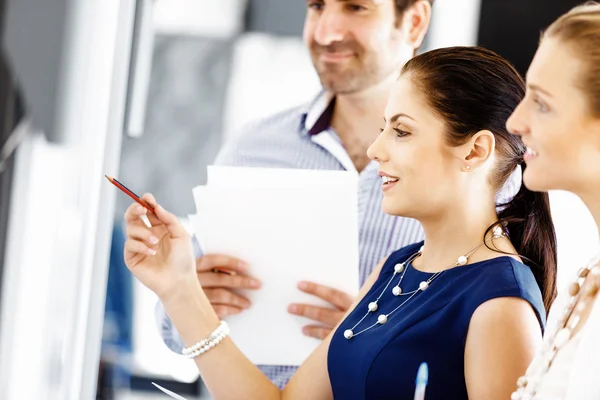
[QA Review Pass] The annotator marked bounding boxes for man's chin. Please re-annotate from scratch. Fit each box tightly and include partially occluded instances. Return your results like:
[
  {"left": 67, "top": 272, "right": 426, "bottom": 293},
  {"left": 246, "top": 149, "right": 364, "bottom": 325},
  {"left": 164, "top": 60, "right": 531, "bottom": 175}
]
[{"left": 319, "top": 77, "right": 364, "bottom": 94}]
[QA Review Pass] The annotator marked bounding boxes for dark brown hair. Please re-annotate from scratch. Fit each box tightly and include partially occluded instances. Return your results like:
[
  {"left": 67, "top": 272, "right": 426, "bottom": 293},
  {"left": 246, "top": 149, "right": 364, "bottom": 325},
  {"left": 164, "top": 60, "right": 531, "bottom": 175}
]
[
  {"left": 401, "top": 46, "right": 558, "bottom": 311},
  {"left": 395, "top": 0, "right": 435, "bottom": 18}
]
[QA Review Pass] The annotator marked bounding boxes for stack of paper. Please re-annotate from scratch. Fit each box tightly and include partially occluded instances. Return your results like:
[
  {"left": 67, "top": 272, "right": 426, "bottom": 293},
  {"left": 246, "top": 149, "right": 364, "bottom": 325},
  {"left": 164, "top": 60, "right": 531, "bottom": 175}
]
[{"left": 192, "top": 166, "right": 360, "bottom": 366}]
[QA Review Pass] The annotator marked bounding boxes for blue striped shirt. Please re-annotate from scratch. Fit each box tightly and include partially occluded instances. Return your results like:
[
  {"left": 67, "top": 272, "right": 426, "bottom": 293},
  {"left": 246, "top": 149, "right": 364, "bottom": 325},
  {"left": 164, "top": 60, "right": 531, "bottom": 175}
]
[{"left": 155, "top": 92, "right": 425, "bottom": 387}]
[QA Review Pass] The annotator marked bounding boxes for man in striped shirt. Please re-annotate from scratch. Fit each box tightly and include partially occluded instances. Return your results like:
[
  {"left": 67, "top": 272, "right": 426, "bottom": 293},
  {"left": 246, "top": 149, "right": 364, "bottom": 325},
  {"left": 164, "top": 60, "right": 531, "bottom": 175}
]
[{"left": 158, "top": 0, "right": 433, "bottom": 388}]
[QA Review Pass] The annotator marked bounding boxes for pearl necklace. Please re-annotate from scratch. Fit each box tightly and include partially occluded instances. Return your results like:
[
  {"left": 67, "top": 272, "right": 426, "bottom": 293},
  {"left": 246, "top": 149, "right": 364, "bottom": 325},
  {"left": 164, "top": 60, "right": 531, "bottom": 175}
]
[
  {"left": 511, "top": 256, "right": 600, "bottom": 400},
  {"left": 344, "top": 226, "right": 506, "bottom": 340}
]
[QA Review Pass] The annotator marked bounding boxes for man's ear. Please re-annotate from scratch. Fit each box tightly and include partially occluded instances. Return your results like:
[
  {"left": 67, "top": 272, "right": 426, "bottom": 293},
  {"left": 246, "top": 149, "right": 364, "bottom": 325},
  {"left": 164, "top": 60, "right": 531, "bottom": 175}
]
[{"left": 400, "top": 1, "right": 433, "bottom": 50}]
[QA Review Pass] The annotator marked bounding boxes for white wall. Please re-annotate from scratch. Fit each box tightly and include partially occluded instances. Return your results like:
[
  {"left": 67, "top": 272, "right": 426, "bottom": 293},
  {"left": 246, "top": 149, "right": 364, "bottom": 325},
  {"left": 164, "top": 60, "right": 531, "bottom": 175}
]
[
  {"left": 426, "top": 0, "right": 482, "bottom": 50},
  {"left": 153, "top": 0, "right": 247, "bottom": 37},
  {"left": 550, "top": 191, "right": 600, "bottom": 289}
]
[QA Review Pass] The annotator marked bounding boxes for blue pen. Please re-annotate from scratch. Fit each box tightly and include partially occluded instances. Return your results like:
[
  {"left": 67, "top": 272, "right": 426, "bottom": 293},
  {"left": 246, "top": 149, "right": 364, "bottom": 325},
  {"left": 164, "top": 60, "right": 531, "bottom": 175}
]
[{"left": 413, "top": 362, "right": 429, "bottom": 400}]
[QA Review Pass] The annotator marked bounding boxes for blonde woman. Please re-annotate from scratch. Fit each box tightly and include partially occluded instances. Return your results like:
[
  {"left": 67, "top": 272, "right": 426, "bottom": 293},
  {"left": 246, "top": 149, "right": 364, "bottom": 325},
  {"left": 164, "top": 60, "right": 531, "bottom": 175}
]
[{"left": 507, "top": 3, "right": 600, "bottom": 399}]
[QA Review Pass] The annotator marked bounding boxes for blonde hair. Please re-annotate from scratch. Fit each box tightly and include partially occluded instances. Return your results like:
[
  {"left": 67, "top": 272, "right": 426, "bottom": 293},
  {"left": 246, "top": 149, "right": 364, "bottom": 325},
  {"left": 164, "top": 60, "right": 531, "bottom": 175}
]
[{"left": 544, "top": 2, "right": 600, "bottom": 117}]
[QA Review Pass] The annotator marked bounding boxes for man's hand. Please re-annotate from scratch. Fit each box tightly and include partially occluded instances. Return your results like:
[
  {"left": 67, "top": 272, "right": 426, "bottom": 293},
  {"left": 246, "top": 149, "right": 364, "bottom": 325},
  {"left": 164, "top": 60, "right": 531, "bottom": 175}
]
[
  {"left": 196, "top": 254, "right": 261, "bottom": 318},
  {"left": 288, "top": 281, "right": 354, "bottom": 340}
]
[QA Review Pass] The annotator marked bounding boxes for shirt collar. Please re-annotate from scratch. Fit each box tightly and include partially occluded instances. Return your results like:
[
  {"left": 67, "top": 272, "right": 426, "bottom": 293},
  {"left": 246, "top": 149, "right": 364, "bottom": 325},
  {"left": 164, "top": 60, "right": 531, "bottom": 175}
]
[{"left": 302, "top": 92, "right": 336, "bottom": 136}]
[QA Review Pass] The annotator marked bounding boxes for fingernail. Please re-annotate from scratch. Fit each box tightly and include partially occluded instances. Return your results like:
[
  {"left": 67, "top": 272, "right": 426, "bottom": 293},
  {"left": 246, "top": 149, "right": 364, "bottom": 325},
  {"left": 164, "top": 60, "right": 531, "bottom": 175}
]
[
  {"left": 298, "top": 281, "right": 307, "bottom": 290},
  {"left": 250, "top": 279, "right": 261, "bottom": 288},
  {"left": 136, "top": 206, "right": 145, "bottom": 213},
  {"left": 147, "top": 248, "right": 156, "bottom": 256},
  {"left": 288, "top": 304, "right": 298, "bottom": 314},
  {"left": 242, "top": 300, "right": 251, "bottom": 309},
  {"left": 149, "top": 236, "right": 159, "bottom": 245},
  {"left": 238, "top": 261, "right": 249, "bottom": 271}
]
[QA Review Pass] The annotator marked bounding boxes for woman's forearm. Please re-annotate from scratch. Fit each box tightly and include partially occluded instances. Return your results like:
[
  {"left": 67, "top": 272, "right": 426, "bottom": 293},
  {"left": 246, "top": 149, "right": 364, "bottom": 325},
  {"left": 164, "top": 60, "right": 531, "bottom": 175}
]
[{"left": 161, "top": 280, "right": 281, "bottom": 400}]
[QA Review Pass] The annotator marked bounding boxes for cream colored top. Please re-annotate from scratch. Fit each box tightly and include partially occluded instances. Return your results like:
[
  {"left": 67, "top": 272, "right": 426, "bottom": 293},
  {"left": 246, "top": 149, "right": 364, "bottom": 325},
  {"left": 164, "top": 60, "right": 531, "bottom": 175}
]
[
  {"left": 565, "top": 292, "right": 600, "bottom": 400},
  {"left": 534, "top": 333, "right": 582, "bottom": 400},
  {"left": 529, "top": 290, "right": 600, "bottom": 400}
]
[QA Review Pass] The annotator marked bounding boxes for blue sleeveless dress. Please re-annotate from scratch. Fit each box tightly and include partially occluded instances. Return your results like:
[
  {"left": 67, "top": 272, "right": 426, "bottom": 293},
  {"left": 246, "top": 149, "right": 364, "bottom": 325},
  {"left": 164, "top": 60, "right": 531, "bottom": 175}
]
[{"left": 328, "top": 242, "right": 546, "bottom": 400}]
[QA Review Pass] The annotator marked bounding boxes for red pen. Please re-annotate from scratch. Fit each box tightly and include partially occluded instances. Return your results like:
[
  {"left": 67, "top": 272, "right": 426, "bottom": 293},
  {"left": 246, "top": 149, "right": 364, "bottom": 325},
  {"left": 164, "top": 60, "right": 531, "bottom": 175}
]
[
  {"left": 105, "top": 175, "right": 155, "bottom": 213},
  {"left": 105, "top": 175, "right": 155, "bottom": 227}
]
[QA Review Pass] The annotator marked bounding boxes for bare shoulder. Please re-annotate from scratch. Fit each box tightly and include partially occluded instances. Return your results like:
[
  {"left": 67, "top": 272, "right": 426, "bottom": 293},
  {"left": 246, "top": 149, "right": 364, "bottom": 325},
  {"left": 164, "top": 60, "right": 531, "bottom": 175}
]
[
  {"left": 469, "top": 296, "right": 543, "bottom": 345},
  {"left": 471, "top": 297, "right": 540, "bottom": 328},
  {"left": 465, "top": 298, "right": 542, "bottom": 400}
]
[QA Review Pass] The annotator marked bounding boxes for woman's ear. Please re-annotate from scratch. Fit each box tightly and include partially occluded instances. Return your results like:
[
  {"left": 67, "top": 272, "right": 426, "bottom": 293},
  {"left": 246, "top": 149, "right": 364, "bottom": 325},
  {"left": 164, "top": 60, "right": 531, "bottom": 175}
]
[{"left": 461, "top": 130, "right": 496, "bottom": 170}]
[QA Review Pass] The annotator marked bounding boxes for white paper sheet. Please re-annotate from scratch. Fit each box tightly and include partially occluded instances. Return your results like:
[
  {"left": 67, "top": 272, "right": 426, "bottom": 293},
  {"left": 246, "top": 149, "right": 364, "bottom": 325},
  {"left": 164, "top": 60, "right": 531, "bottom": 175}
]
[
  {"left": 206, "top": 165, "right": 359, "bottom": 188},
  {"left": 192, "top": 166, "right": 360, "bottom": 366}
]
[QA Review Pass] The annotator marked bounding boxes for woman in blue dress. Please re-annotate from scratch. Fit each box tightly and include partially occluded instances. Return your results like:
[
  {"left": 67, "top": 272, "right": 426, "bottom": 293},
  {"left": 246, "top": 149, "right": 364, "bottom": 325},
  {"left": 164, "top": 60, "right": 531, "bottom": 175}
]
[{"left": 122, "top": 46, "right": 556, "bottom": 400}]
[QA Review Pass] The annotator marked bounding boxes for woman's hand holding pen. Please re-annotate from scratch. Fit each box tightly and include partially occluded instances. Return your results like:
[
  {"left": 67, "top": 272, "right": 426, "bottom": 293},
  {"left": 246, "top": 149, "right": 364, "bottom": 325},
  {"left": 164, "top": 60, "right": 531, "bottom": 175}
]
[{"left": 123, "top": 193, "right": 197, "bottom": 302}]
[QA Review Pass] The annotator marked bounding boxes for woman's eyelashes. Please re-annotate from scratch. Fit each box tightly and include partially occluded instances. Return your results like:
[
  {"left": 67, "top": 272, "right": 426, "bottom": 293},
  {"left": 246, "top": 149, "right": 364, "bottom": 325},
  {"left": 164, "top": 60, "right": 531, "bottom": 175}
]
[
  {"left": 394, "top": 128, "right": 410, "bottom": 137},
  {"left": 379, "top": 127, "right": 411, "bottom": 137}
]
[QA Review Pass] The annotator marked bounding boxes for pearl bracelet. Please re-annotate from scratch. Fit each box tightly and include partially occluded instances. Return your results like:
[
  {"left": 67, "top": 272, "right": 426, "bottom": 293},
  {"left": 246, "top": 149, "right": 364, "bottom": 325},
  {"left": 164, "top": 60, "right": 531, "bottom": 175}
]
[{"left": 182, "top": 321, "right": 230, "bottom": 359}]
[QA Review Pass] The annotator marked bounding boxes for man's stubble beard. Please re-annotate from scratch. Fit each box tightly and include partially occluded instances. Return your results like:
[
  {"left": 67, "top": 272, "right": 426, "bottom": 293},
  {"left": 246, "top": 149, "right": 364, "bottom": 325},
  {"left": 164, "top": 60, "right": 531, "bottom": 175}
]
[
  {"left": 314, "top": 57, "right": 384, "bottom": 95},
  {"left": 311, "top": 47, "right": 404, "bottom": 95}
]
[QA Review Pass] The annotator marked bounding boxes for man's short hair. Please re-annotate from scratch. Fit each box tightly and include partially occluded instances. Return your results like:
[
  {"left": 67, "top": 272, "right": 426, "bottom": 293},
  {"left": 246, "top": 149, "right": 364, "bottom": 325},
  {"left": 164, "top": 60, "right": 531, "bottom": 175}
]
[{"left": 396, "top": 0, "right": 434, "bottom": 16}]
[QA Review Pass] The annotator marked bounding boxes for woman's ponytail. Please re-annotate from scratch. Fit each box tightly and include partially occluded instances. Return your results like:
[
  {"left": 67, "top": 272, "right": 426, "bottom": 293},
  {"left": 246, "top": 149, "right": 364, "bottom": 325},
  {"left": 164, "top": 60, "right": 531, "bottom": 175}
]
[{"left": 496, "top": 163, "right": 558, "bottom": 312}]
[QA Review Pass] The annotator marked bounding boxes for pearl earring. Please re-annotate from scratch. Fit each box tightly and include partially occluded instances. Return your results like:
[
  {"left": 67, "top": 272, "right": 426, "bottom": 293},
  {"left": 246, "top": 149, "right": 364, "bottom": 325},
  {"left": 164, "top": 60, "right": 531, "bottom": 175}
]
[{"left": 464, "top": 165, "right": 471, "bottom": 171}]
